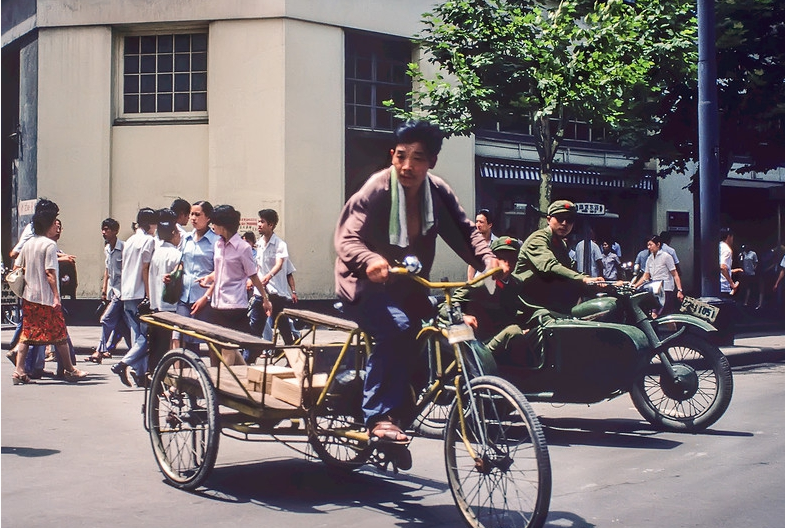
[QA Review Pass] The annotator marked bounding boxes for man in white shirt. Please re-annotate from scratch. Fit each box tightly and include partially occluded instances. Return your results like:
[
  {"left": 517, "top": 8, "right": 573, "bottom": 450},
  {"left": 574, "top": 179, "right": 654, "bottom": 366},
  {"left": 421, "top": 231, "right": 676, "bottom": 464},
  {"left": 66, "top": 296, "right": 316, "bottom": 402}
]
[
  {"left": 633, "top": 234, "right": 684, "bottom": 315},
  {"left": 112, "top": 208, "right": 157, "bottom": 387},
  {"left": 719, "top": 228, "right": 742, "bottom": 297},
  {"left": 249, "top": 209, "right": 295, "bottom": 346}
]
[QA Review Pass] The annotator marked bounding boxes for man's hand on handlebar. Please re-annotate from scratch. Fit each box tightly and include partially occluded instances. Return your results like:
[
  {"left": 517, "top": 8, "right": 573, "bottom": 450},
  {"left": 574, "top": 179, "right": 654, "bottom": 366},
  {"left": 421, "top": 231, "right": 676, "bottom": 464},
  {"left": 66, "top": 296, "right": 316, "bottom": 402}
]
[
  {"left": 367, "top": 258, "right": 390, "bottom": 283},
  {"left": 463, "top": 314, "right": 478, "bottom": 330},
  {"left": 583, "top": 276, "right": 607, "bottom": 286}
]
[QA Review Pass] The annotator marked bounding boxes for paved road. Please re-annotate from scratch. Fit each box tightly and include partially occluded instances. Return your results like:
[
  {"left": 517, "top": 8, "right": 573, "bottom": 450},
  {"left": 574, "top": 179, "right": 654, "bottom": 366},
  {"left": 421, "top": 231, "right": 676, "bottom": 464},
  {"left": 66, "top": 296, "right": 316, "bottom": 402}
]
[{"left": 1, "top": 329, "right": 784, "bottom": 528}]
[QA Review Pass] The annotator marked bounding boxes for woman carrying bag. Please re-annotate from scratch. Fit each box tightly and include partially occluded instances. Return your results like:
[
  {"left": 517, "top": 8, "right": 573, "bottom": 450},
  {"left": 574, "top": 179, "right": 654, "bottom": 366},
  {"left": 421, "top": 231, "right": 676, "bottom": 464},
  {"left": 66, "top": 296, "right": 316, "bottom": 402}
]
[{"left": 11, "top": 205, "right": 88, "bottom": 384}]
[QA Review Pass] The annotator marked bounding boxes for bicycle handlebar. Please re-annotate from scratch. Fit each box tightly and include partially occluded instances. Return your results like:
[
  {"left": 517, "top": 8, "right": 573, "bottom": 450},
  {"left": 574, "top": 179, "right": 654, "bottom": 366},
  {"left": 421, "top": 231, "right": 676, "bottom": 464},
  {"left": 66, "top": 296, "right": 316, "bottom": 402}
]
[{"left": 388, "top": 266, "right": 502, "bottom": 290}]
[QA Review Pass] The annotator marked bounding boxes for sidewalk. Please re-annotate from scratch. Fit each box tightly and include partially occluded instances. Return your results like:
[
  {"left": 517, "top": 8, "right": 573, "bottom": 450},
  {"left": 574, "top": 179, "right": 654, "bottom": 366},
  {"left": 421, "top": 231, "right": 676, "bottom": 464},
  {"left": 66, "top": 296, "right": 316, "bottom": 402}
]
[{"left": 2, "top": 324, "right": 783, "bottom": 366}]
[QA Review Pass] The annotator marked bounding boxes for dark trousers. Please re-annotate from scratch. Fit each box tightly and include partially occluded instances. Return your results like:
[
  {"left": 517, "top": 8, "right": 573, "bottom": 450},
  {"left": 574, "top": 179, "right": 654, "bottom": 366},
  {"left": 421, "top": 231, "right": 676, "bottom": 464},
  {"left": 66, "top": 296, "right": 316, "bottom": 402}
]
[
  {"left": 248, "top": 294, "right": 294, "bottom": 345},
  {"left": 341, "top": 291, "right": 426, "bottom": 426}
]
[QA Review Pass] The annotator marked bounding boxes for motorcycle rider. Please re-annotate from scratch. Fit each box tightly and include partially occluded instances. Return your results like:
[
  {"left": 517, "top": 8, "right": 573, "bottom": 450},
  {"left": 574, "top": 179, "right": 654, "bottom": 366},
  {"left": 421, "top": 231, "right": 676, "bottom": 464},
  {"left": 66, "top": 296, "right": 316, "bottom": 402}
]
[{"left": 514, "top": 200, "right": 604, "bottom": 328}]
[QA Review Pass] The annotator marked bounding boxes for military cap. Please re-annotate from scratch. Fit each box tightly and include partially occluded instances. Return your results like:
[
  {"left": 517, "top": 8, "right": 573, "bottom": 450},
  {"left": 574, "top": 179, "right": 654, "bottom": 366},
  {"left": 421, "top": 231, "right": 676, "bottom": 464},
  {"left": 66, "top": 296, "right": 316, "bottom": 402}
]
[
  {"left": 547, "top": 200, "right": 577, "bottom": 217},
  {"left": 490, "top": 236, "right": 521, "bottom": 253}
]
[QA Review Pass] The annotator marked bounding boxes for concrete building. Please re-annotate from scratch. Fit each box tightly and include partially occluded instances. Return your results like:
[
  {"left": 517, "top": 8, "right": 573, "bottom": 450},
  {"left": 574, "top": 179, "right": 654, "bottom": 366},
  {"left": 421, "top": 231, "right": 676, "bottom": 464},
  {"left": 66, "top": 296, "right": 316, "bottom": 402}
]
[
  {"left": 3, "top": 0, "right": 783, "bottom": 302},
  {"left": 2, "top": 0, "right": 478, "bottom": 299}
]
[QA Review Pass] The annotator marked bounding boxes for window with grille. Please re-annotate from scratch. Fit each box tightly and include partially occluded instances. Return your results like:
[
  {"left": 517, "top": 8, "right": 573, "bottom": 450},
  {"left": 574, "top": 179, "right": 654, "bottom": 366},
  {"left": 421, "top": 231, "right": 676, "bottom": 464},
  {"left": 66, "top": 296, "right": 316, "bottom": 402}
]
[
  {"left": 345, "top": 33, "right": 411, "bottom": 132},
  {"left": 121, "top": 32, "right": 207, "bottom": 116}
]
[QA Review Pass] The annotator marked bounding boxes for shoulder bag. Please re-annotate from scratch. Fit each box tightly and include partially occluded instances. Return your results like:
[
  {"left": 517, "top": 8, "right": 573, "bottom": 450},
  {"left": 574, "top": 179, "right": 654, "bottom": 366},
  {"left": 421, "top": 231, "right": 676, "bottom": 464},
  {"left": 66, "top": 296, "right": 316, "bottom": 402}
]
[{"left": 5, "top": 267, "right": 25, "bottom": 297}]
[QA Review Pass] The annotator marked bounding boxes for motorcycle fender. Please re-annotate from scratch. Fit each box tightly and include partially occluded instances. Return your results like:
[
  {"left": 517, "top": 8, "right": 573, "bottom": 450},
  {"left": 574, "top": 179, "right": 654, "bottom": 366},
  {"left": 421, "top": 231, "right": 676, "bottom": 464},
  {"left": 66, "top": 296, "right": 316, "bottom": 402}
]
[{"left": 654, "top": 314, "right": 717, "bottom": 333}]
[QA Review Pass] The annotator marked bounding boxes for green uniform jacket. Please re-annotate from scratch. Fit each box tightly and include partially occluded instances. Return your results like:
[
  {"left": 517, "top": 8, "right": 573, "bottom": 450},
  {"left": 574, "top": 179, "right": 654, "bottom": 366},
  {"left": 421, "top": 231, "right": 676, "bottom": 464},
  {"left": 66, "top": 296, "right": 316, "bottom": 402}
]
[
  {"left": 451, "top": 275, "right": 523, "bottom": 342},
  {"left": 514, "top": 226, "right": 587, "bottom": 322}
]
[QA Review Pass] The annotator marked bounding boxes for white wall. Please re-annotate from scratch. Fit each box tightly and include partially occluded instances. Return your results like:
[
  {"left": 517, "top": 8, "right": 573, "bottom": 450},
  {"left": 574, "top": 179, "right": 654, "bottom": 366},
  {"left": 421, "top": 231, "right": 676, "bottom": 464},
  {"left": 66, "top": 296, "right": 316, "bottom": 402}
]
[
  {"left": 208, "top": 18, "right": 286, "bottom": 223},
  {"left": 110, "top": 124, "right": 209, "bottom": 239},
  {"left": 656, "top": 169, "right": 695, "bottom": 290},
  {"left": 282, "top": 19, "right": 344, "bottom": 297},
  {"left": 37, "top": 26, "right": 112, "bottom": 296}
]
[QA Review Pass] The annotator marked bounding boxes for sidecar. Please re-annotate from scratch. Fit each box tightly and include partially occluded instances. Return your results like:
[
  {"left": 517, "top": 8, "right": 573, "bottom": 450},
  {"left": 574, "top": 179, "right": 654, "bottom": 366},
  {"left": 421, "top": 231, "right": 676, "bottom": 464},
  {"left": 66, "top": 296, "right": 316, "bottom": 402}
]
[{"left": 503, "top": 318, "right": 650, "bottom": 404}]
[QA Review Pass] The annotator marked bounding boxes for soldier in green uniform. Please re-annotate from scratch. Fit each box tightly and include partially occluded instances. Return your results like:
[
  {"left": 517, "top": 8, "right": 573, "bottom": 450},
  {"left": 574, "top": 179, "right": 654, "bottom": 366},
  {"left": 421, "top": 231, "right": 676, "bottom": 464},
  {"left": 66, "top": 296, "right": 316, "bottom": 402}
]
[
  {"left": 447, "top": 236, "right": 533, "bottom": 365},
  {"left": 514, "top": 200, "right": 604, "bottom": 328}
]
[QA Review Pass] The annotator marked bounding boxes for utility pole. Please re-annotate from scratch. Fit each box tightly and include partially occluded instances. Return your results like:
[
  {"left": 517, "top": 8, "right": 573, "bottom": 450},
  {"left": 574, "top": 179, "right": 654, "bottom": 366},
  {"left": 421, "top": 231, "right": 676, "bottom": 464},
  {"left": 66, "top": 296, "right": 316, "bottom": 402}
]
[{"left": 697, "top": 0, "right": 720, "bottom": 297}]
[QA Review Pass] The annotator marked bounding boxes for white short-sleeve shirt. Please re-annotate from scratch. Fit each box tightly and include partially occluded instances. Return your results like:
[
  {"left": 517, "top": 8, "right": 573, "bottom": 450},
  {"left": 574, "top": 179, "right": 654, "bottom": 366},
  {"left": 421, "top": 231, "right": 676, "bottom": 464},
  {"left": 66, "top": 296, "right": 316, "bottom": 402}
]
[
  {"left": 149, "top": 241, "right": 182, "bottom": 312},
  {"left": 645, "top": 250, "right": 676, "bottom": 292},
  {"left": 121, "top": 229, "right": 156, "bottom": 301},
  {"left": 254, "top": 233, "right": 291, "bottom": 299},
  {"left": 18, "top": 235, "right": 59, "bottom": 306},
  {"left": 719, "top": 241, "right": 733, "bottom": 293}
]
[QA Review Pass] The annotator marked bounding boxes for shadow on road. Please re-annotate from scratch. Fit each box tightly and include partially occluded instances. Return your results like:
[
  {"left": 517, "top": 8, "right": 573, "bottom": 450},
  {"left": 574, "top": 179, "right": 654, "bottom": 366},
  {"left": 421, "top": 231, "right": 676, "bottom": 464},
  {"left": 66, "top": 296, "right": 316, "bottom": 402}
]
[
  {"left": 1, "top": 446, "right": 60, "bottom": 457},
  {"left": 188, "top": 457, "right": 460, "bottom": 526},
  {"left": 541, "top": 416, "right": 753, "bottom": 448},
  {"left": 540, "top": 417, "right": 682, "bottom": 449}
]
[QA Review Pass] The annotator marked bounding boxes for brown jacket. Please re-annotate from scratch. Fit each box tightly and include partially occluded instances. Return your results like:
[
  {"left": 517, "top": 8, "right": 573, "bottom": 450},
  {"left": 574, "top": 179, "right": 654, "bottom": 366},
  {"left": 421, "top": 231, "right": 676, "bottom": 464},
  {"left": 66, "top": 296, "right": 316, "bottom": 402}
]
[{"left": 334, "top": 166, "right": 494, "bottom": 303}]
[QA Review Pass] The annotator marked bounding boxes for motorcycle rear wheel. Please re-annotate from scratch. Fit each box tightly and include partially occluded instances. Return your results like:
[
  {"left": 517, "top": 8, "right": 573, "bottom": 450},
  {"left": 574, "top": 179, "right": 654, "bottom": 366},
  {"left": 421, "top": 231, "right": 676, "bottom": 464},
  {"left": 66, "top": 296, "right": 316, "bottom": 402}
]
[{"left": 631, "top": 334, "right": 733, "bottom": 432}]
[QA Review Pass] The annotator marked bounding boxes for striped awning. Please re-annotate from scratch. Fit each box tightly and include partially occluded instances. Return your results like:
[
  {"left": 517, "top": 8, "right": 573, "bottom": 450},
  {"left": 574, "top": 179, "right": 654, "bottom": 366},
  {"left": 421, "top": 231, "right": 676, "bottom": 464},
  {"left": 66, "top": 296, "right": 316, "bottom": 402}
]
[{"left": 479, "top": 159, "right": 655, "bottom": 191}]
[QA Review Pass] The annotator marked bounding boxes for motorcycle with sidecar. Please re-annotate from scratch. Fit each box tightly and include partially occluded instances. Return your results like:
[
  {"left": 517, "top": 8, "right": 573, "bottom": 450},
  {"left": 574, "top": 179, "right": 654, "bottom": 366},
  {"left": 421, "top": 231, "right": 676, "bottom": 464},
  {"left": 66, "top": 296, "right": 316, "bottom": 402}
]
[{"left": 496, "top": 280, "right": 733, "bottom": 432}]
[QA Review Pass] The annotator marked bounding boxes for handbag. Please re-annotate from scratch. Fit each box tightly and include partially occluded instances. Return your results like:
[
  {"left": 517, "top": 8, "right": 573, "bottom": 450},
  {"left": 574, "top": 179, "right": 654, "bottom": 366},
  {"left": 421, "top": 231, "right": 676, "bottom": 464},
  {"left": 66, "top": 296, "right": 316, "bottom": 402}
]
[
  {"left": 5, "top": 267, "right": 25, "bottom": 297},
  {"left": 162, "top": 262, "right": 184, "bottom": 305}
]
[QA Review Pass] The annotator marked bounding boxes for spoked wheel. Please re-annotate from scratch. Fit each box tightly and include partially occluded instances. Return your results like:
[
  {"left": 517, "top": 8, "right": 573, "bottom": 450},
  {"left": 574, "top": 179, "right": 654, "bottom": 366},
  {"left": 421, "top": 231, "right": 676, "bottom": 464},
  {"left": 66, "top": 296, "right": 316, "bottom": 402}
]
[
  {"left": 413, "top": 384, "right": 455, "bottom": 438},
  {"left": 147, "top": 349, "right": 219, "bottom": 490},
  {"left": 445, "top": 376, "right": 551, "bottom": 528},
  {"left": 307, "top": 374, "right": 370, "bottom": 470},
  {"left": 631, "top": 334, "right": 733, "bottom": 432},
  {"left": 414, "top": 340, "right": 480, "bottom": 439}
]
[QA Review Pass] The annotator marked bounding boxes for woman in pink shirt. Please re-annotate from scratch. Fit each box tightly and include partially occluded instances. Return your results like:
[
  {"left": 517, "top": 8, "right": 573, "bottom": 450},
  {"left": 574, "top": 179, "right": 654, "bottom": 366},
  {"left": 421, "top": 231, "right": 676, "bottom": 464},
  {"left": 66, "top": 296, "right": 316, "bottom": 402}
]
[{"left": 192, "top": 205, "right": 271, "bottom": 365}]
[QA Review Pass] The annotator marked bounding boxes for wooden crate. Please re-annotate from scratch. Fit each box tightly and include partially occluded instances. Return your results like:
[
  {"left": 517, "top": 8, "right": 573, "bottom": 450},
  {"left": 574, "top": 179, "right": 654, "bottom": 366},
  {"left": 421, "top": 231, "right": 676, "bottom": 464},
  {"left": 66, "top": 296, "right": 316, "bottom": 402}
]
[
  {"left": 270, "top": 373, "right": 328, "bottom": 407},
  {"left": 246, "top": 364, "right": 296, "bottom": 393}
]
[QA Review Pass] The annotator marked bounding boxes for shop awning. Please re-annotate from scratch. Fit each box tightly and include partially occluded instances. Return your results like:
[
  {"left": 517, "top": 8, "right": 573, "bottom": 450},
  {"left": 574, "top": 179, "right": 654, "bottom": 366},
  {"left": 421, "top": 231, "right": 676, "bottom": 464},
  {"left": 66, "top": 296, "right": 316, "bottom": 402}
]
[{"left": 478, "top": 159, "right": 656, "bottom": 192}]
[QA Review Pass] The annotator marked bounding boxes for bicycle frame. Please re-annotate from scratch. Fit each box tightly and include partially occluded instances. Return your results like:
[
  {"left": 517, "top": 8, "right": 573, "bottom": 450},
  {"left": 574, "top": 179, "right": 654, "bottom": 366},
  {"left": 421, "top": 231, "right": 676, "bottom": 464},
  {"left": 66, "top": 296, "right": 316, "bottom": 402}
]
[{"left": 389, "top": 266, "right": 501, "bottom": 456}]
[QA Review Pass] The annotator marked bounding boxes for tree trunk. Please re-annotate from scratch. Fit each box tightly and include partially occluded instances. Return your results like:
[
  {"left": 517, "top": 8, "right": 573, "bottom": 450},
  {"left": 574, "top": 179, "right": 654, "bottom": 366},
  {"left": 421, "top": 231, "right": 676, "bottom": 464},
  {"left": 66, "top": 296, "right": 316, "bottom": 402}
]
[{"left": 534, "top": 114, "right": 559, "bottom": 228}]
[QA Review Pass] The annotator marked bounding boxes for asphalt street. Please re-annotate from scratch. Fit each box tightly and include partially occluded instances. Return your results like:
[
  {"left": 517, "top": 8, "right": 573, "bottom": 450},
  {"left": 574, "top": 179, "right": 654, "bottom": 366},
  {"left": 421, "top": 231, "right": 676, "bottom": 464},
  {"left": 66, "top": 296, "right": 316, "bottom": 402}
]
[{"left": 1, "top": 326, "right": 784, "bottom": 527}]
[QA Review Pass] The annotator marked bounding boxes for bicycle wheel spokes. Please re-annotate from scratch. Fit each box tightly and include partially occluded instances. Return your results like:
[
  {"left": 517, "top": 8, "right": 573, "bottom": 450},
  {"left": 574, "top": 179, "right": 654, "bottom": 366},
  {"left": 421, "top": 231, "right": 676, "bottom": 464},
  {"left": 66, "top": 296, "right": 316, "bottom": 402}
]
[
  {"left": 446, "top": 376, "right": 550, "bottom": 528},
  {"left": 148, "top": 349, "right": 219, "bottom": 489}
]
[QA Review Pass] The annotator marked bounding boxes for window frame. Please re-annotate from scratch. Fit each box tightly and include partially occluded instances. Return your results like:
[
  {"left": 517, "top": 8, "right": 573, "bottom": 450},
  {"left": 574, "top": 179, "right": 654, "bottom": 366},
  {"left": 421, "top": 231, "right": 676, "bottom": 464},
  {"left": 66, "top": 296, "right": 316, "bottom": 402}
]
[
  {"left": 345, "top": 31, "right": 412, "bottom": 133},
  {"left": 113, "top": 26, "right": 209, "bottom": 125}
]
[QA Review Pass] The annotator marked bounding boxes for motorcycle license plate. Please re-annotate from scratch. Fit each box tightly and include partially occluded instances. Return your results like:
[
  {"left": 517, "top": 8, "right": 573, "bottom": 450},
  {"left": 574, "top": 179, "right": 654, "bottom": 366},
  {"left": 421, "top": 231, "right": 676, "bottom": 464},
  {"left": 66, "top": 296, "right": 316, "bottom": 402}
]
[
  {"left": 447, "top": 323, "right": 475, "bottom": 344},
  {"left": 680, "top": 296, "right": 720, "bottom": 323}
]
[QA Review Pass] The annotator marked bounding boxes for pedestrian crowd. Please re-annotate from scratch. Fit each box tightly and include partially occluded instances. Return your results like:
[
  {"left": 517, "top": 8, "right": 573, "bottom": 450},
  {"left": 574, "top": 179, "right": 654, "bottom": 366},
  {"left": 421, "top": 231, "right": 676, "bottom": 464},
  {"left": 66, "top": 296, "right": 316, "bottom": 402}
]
[{"left": 5, "top": 196, "right": 299, "bottom": 387}]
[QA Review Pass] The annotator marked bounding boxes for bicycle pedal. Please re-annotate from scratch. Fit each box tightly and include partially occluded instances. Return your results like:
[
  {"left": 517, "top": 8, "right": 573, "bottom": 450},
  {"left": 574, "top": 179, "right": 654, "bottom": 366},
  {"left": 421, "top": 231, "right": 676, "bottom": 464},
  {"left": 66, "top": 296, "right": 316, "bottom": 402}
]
[{"left": 370, "top": 442, "right": 412, "bottom": 473}]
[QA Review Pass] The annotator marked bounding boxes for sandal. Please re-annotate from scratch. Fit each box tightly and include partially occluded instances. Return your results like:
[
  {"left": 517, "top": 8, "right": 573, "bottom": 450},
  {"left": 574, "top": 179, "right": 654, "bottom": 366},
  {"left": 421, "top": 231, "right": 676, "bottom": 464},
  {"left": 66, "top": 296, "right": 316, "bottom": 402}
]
[
  {"left": 86, "top": 354, "right": 102, "bottom": 364},
  {"left": 101, "top": 352, "right": 113, "bottom": 359},
  {"left": 63, "top": 369, "right": 88, "bottom": 382},
  {"left": 12, "top": 372, "right": 35, "bottom": 385},
  {"left": 369, "top": 419, "right": 410, "bottom": 445}
]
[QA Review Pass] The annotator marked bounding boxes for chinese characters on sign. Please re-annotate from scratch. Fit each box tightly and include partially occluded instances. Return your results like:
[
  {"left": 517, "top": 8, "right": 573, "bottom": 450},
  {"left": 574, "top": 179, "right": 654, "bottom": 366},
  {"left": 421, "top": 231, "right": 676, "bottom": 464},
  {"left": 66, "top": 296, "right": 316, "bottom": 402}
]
[{"left": 574, "top": 203, "right": 606, "bottom": 216}]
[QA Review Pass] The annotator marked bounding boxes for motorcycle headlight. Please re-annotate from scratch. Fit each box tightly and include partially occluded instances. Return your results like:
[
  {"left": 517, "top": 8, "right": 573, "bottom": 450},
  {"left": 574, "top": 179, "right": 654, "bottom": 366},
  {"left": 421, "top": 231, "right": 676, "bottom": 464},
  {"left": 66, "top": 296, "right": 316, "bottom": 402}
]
[{"left": 638, "top": 280, "right": 666, "bottom": 309}]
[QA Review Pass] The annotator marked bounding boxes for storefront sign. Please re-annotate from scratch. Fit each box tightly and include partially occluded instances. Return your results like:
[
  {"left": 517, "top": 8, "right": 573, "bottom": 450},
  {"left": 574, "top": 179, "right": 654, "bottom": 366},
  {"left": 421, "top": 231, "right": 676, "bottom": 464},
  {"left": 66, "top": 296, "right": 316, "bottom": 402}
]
[
  {"left": 18, "top": 199, "right": 37, "bottom": 216},
  {"left": 574, "top": 202, "right": 605, "bottom": 216}
]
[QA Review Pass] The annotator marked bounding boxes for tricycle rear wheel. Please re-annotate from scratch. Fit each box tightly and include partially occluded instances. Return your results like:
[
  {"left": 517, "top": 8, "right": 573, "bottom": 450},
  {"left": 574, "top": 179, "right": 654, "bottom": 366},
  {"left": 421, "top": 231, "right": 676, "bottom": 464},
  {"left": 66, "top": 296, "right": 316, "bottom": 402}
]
[
  {"left": 631, "top": 334, "right": 733, "bottom": 432},
  {"left": 307, "top": 374, "right": 370, "bottom": 470},
  {"left": 148, "top": 349, "right": 219, "bottom": 490}
]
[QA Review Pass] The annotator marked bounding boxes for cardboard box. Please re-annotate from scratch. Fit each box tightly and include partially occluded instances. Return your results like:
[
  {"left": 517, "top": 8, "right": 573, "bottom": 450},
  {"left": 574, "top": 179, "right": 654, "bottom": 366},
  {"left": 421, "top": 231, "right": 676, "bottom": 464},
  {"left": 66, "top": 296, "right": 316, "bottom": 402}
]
[{"left": 270, "top": 373, "right": 328, "bottom": 407}]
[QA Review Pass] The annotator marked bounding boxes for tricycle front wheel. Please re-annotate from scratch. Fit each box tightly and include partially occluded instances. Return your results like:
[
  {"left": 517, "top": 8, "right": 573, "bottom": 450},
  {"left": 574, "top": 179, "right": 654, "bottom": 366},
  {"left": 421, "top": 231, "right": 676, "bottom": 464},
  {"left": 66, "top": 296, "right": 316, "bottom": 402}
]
[
  {"left": 147, "top": 349, "right": 220, "bottom": 490},
  {"left": 445, "top": 376, "right": 551, "bottom": 528}
]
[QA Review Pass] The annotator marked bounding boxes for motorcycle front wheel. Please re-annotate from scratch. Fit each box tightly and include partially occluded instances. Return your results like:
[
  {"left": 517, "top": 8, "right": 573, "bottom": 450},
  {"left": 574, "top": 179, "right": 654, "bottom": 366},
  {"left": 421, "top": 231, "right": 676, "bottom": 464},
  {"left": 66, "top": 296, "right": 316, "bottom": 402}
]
[{"left": 631, "top": 334, "right": 733, "bottom": 432}]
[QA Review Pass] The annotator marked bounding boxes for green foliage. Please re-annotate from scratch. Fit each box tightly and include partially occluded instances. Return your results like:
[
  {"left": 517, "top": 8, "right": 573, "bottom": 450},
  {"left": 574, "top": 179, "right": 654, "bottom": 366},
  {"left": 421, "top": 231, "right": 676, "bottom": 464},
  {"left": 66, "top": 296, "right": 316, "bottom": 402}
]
[
  {"left": 632, "top": 0, "right": 785, "bottom": 179},
  {"left": 384, "top": 0, "right": 696, "bottom": 218},
  {"left": 387, "top": 0, "right": 696, "bottom": 159}
]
